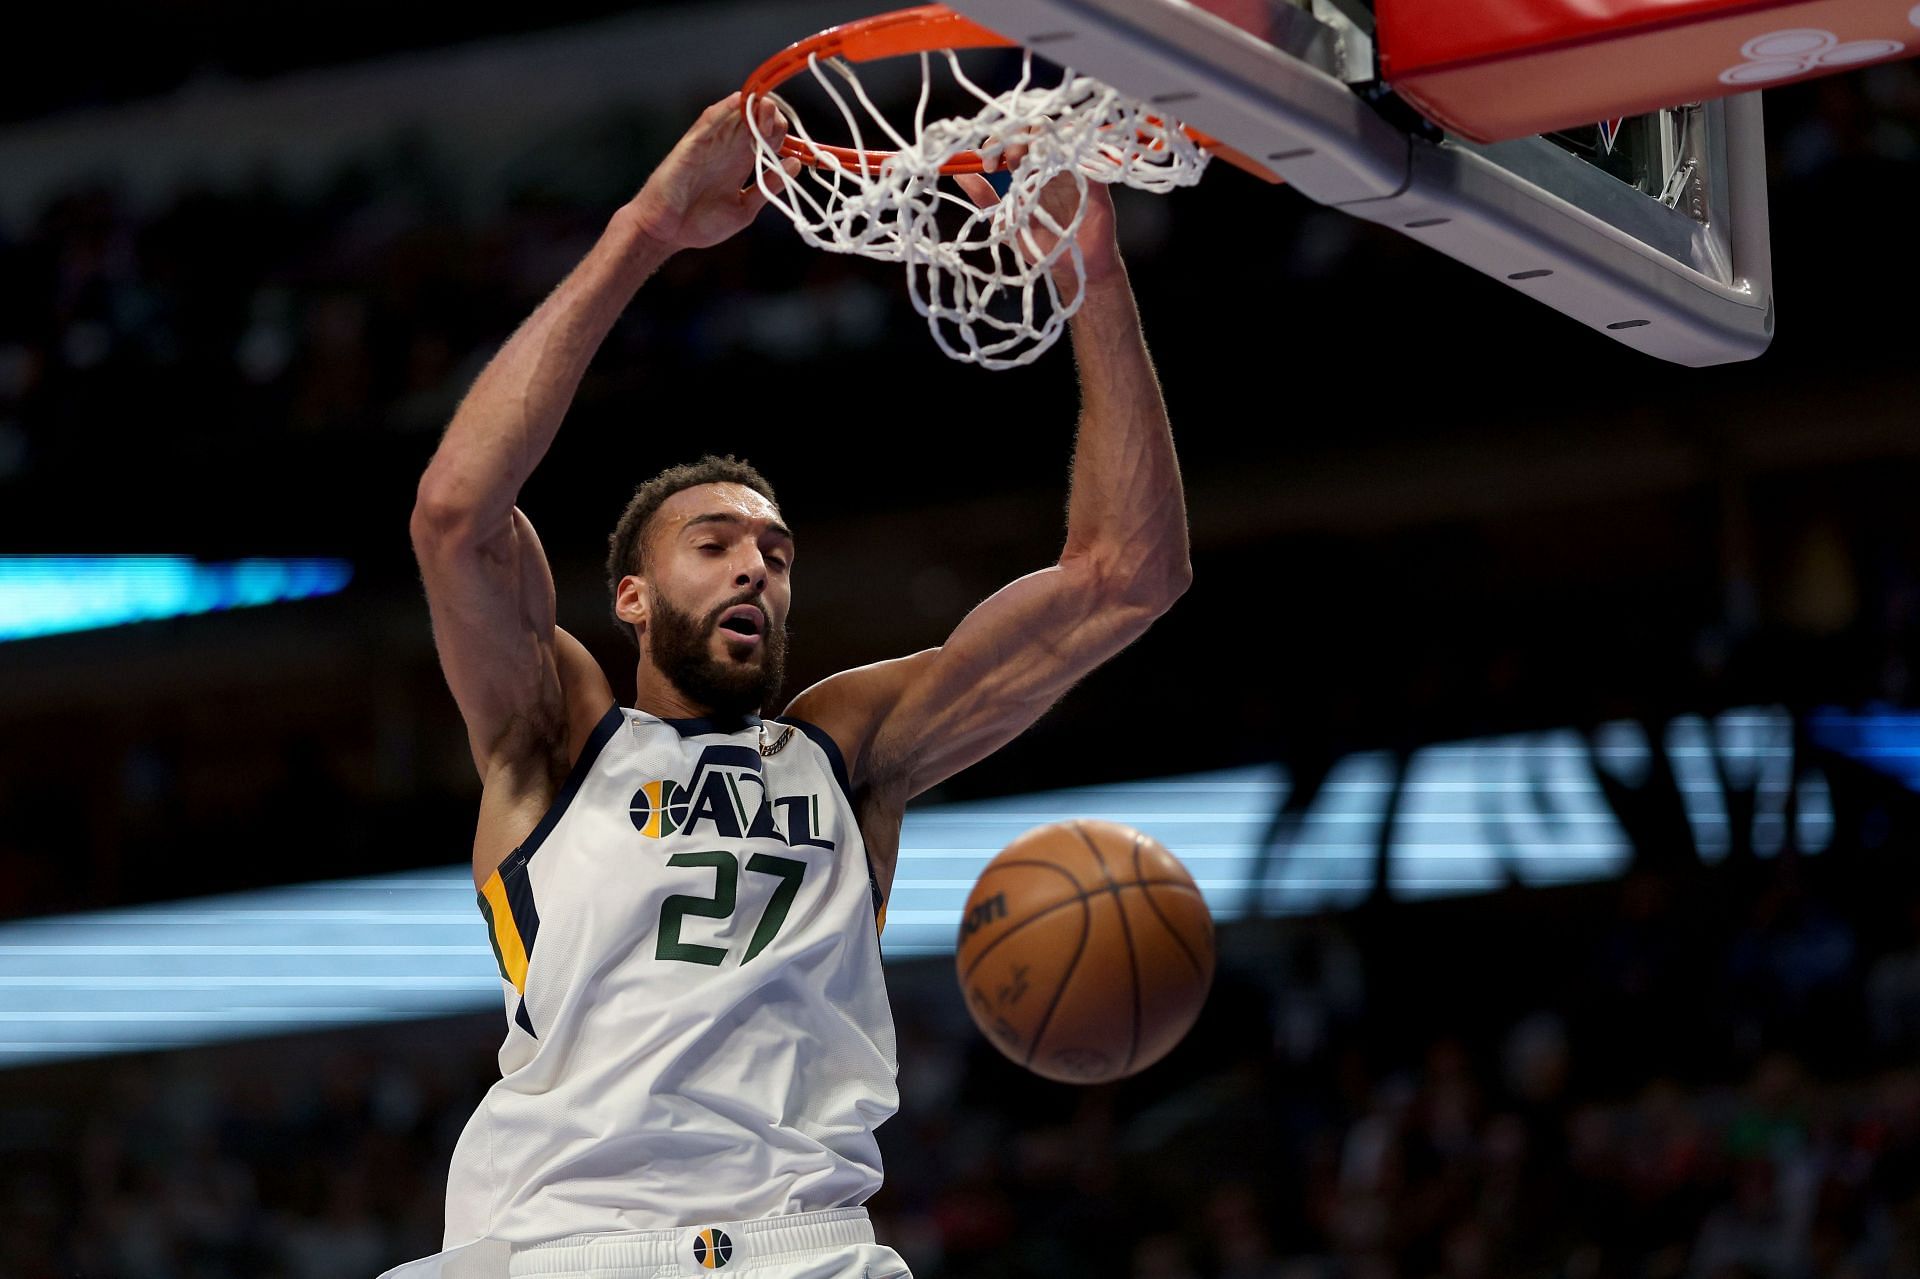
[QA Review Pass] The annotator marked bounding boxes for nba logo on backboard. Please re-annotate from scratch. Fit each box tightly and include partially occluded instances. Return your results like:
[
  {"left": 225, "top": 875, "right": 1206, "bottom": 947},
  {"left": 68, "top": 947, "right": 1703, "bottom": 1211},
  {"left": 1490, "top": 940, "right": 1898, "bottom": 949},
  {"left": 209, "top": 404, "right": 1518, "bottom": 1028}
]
[{"left": 692, "top": 1228, "right": 733, "bottom": 1269}]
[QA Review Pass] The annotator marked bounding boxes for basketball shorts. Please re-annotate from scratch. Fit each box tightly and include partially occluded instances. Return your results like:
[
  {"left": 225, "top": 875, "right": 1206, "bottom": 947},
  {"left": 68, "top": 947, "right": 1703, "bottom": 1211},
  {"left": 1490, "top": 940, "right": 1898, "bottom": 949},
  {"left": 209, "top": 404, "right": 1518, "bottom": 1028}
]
[{"left": 505, "top": 1208, "right": 910, "bottom": 1279}]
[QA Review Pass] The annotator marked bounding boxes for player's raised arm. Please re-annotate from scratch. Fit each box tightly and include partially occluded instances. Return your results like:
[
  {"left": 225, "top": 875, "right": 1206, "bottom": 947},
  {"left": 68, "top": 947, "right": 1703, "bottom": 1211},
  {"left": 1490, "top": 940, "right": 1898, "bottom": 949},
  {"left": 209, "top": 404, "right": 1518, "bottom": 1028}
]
[
  {"left": 411, "top": 96, "right": 794, "bottom": 784},
  {"left": 788, "top": 179, "right": 1191, "bottom": 808}
]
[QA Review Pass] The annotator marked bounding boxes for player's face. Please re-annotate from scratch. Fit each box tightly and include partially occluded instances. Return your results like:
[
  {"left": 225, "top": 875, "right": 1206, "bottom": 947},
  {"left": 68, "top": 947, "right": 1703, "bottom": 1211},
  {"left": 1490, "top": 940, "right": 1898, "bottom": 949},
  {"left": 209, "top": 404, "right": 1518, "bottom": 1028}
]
[{"left": 640, "top": 484, "right": 793, "bottom": 716}]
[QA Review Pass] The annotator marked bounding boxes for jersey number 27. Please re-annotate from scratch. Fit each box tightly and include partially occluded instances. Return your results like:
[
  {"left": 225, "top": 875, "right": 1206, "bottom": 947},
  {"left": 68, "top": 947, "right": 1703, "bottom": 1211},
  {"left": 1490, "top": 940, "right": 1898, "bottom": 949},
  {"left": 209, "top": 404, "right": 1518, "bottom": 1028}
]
[{"left": 656, "top": 850, "right": 806, "bottom": 966}]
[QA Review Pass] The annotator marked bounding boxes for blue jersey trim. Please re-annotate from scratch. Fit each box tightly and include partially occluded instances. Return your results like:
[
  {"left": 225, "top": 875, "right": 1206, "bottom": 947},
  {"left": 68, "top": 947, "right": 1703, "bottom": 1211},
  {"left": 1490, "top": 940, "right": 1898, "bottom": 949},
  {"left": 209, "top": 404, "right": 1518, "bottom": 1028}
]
[
  {"left": 769, "top": 716, "right": 883, "bottom": 923},
  {"left": 770, "top": 716, "right": 855, "bottom": 810},
  {"left": 506, "top": 702, "right": 625, "bottom": 870},
  {"left": 477, "top": 704, "right": 620, "bottom": 1042},
  {"left": 659, "top": 712, "right": 762, "bottom": 737}
]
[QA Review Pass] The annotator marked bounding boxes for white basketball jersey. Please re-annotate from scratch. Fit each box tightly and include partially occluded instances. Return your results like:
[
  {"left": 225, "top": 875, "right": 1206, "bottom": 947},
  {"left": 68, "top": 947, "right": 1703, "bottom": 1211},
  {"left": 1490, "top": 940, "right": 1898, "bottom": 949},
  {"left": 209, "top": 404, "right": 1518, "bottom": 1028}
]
[{"left": 443, "top": 706, "right": 898, "bottom": 1249}]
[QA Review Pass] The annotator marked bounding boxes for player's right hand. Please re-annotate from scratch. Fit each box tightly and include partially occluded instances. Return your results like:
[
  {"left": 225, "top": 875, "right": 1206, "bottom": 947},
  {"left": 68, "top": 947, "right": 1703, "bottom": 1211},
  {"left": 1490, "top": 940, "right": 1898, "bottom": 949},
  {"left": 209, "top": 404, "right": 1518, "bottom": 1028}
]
[
  {"left": 626, "top": 94, "right": 801, "bottom": 253},
  {"left": 954, "top": 166, "right": 1121, "bottom": 303}
]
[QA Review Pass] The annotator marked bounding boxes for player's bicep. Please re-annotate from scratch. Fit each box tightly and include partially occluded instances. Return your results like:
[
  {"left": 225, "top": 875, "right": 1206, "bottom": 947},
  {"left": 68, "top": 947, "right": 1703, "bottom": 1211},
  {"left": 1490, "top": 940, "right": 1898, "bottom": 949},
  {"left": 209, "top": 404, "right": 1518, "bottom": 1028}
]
[
  {"left": 411, "top": 502, "right": 569, "bottom": 774},
  {"left": 871, "top": 559, "right": 1164, "bottom": 797}
]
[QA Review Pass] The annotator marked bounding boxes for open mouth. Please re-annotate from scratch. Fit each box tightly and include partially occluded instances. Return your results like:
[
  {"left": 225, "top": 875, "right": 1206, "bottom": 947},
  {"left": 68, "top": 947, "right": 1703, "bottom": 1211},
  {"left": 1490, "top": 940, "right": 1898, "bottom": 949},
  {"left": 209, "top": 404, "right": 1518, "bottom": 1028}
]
[{"left": 717, "top": 605, "right": 765, "bottom": 642}]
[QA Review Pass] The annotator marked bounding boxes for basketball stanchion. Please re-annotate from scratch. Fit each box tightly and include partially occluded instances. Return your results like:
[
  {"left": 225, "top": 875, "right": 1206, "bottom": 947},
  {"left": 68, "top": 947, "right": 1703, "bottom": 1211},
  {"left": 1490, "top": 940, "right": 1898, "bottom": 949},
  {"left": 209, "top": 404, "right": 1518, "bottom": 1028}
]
[
  {"left": 955, "top": 819, "right": 1214, "bottom": 1084},
  {"left": 741, "top": 4, "right": 1227, "bottom": 370}
]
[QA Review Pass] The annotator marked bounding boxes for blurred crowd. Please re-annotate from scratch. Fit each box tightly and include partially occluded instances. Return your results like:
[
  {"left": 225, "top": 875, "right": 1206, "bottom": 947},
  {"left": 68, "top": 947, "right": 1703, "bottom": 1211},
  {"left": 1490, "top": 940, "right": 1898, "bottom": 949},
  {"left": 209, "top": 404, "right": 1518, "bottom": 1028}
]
[
  {"left": 9, "top": 853, "right": 1920, "bottom": 1279},
  {"left": 0, "top": 96, "right": 970, "bottom": 501},
  {"left": 3, "top": 53, "right": 1916, "bottom": 491},
  {"left": 7, "top": 62, "right": 1920, "bottom": 932},
  {"left": 9, "top": 24, "right": 1920, "bottom": 1279}
]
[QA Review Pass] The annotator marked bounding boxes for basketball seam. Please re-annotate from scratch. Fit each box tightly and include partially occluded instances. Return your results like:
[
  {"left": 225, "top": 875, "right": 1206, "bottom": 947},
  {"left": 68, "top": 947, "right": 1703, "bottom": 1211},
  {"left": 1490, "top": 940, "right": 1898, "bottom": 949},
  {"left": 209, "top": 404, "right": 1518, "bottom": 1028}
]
[
  {"left": 958, "top": 861, "right": 1086, "bottom": 984},
  {"left": 1133, "top": 838, "right": 1207, "bottom": 980},
  {"left": 1074, "top": 822, "right": 1141, "bottom": 1076},
  {"left": 1022, "top": 892, "right": 1091, "bottom": 1072},
  {"left": 958, "top": 880, "right": 1197, "bottom": 983},
  {"left": 977, "top": 859, "right": 1086, "bottom": 891}
]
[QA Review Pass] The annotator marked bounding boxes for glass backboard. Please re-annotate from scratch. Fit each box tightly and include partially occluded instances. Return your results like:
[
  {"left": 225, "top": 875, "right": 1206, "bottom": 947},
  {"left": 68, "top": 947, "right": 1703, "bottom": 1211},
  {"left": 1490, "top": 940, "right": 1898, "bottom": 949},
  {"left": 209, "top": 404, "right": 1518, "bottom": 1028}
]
[{"left": 948, "top": 0, "right": 1773, "bottom": 365}]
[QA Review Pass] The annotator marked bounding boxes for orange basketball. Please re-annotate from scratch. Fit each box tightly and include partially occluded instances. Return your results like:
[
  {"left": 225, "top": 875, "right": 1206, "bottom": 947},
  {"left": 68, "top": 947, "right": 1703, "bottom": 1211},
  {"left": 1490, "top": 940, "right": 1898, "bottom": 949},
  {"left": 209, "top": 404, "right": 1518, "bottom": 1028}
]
[{"left": 954, "top": 818, "right": 1215, "bottom": 1084}]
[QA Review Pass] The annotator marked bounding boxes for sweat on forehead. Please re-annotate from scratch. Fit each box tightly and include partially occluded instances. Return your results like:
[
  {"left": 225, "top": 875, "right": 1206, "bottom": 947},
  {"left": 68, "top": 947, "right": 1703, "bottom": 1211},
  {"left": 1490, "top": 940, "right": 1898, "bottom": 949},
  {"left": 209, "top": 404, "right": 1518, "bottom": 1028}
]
[{"left": 661, "top": 485, "right": 783, "bottom": 529}]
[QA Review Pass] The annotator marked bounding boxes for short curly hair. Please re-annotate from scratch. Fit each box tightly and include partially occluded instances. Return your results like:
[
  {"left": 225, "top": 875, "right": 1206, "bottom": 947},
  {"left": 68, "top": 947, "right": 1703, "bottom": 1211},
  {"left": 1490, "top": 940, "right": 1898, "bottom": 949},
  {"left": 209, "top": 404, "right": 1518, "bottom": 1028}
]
[{"left": 605, "top": 455, "right": 780, "bottom": 638}]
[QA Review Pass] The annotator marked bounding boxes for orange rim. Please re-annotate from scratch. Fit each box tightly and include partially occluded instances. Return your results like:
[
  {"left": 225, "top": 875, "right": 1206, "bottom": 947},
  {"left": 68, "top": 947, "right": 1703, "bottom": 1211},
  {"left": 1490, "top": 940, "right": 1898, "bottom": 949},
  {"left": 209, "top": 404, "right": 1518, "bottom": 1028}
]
[
  {"left": 741, "top": 3, "right": 1251, "bottom": 180},
  {"left": 743, "top": 4, "right": 1015, "bottom": 175}
]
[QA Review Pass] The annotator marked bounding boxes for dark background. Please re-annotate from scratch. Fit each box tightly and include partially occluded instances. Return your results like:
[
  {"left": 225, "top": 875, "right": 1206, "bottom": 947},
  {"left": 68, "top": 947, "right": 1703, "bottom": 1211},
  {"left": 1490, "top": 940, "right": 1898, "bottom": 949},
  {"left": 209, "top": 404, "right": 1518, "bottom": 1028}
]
[{"left": 2, "top": 4, "right": 1920, "bottom": 1275}]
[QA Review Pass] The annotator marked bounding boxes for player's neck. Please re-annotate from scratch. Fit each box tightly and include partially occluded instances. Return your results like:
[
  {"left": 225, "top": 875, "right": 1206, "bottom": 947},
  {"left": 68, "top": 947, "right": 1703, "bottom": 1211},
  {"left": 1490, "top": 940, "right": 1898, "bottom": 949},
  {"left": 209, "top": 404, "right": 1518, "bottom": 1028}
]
[{"left": 632, "top": 668, "right": 759, "bottom": 725}]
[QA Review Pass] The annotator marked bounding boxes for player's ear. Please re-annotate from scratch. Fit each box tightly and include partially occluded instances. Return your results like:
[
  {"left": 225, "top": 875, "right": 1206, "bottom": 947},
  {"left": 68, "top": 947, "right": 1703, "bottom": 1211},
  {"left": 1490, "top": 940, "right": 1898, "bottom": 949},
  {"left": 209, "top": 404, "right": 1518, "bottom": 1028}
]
[{"left": 614, "top": 575, "right": 649, "bottom": 630}]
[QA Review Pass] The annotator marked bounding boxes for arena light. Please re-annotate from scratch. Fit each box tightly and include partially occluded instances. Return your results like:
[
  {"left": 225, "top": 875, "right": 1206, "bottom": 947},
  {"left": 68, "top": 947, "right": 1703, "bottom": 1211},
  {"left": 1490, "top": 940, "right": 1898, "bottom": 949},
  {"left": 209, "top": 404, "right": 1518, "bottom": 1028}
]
[
  {"left": 0, "top": 770, "right": 1284, "bottom": 1065},
  {"left": 0, "top": 556, "right": 353, "bottom": 641},
  {"left": 0, "top": 707, "right": 1832, "bottom": 1066},
  {"left": 1807, "top": 707, "right": 1920, "bottom": 792}
]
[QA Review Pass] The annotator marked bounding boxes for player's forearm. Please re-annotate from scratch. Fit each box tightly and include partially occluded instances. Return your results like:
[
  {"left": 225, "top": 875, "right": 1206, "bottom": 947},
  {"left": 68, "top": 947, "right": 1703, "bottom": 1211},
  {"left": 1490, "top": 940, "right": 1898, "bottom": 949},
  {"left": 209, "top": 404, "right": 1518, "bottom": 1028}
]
[
  {"left": 1060, "top": 269, "right": 1192, "bottom": 604},
  {"left": 416, "top": 204, "right": 673, "bottom": 529}
]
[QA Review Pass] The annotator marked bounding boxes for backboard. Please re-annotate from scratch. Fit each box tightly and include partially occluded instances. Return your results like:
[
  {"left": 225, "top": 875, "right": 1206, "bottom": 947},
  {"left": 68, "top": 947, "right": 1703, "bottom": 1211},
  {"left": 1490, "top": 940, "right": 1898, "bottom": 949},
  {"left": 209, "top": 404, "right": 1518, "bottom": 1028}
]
[{"left": 946, "top": 0, "right": 1774, "bottom": 366}]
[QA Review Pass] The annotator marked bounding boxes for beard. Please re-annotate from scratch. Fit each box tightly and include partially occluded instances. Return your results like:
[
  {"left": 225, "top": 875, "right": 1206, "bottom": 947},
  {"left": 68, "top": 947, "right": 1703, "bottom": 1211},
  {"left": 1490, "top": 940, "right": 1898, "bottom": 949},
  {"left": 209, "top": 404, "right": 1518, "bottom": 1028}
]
[{"left": 647, "top": 586, "right": 787, "bottom": 718}]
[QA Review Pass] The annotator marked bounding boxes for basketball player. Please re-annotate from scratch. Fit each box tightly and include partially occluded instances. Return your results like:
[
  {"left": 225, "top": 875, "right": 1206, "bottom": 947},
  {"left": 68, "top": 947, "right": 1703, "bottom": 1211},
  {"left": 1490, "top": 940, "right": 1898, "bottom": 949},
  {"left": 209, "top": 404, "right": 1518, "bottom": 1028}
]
[{"left": 381, "top": 94, "right": 1190, "bottom": 1279}]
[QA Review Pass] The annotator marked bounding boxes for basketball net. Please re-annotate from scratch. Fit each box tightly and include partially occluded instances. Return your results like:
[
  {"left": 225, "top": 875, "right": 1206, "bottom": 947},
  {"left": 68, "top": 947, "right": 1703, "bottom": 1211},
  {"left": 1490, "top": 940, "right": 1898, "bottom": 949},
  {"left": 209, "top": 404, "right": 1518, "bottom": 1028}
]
[{"left": 744, "top": 6, "right": 1210, "bottom": 369}]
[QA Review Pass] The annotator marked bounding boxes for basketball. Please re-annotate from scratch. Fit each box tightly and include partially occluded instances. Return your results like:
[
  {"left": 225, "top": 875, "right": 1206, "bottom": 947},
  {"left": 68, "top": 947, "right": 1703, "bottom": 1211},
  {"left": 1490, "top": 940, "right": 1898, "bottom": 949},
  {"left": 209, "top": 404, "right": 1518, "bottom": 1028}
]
[{"left": 954, "top": 819, "right": 1215, "bottom": 1084}]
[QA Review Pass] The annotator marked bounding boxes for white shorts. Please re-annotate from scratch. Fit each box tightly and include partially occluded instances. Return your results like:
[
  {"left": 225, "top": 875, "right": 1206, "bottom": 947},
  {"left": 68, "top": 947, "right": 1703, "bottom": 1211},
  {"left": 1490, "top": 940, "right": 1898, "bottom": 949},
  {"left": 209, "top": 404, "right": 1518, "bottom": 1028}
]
[
  {"left": 507, "top": 1209, "right": 908, "bottom": 1279},
  {"left": 377, "top": 1209, "right": 908, "bottom": 1279}
]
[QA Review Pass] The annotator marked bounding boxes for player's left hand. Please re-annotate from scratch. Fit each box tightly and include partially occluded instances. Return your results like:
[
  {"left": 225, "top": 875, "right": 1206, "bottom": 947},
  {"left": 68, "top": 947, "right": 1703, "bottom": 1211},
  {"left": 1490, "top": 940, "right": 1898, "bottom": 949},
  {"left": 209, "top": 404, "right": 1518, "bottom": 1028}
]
[{"left": 954, "top": 165, "right": 1123, "bottom": 302}]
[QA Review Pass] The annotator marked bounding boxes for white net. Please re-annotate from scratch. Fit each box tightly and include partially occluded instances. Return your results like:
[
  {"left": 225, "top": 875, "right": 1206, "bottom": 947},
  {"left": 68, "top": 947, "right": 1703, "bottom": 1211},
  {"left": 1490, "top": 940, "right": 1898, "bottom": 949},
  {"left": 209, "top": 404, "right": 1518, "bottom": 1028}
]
[{"left": 747, "top": 47, "right": 1209, "bottom": 369}]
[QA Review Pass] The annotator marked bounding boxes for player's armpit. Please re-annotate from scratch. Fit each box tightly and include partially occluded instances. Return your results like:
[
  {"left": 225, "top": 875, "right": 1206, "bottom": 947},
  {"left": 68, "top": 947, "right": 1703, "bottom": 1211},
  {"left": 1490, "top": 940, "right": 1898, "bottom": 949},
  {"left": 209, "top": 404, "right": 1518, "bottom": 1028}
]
[
  {"left": 788, "top": 552, "right": 1187, "bottom": 802},
  {"left": 783, "top": 651, "right": 934, "bottom": 797},
  {"left": 555, "top": 627, "right": 619, "bottom": 762}
]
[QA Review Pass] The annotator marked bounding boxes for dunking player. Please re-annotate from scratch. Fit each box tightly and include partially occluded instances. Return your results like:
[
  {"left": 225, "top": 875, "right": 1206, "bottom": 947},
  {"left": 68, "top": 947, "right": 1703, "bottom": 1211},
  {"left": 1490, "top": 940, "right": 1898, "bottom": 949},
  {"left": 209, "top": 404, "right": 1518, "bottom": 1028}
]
[{"left": 381, "top": 94, "right": 1190, "bottom": 1279}]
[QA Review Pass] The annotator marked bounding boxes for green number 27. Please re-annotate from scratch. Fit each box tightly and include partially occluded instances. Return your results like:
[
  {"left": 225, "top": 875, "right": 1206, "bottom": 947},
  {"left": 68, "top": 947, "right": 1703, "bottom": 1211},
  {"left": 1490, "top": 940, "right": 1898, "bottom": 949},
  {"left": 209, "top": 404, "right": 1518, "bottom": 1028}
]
[{"left": 656, "top": 851, "right": 807, "bottom": 967}]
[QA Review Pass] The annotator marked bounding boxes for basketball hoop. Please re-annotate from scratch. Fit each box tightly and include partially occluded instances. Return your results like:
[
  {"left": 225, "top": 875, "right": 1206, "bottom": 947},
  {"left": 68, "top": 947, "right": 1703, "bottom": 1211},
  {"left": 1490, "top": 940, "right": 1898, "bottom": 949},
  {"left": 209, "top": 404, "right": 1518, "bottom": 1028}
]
[{"left": 742, "top": 4, "right": 1214, "bottom": 369}]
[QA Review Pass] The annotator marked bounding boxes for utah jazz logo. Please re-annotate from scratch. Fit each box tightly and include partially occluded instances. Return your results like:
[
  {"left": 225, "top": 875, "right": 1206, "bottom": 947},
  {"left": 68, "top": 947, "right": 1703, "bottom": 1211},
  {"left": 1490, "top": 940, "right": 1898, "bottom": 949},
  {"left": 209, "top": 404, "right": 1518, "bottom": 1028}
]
[
  {"left": 692, "top": 1227, "right": 733, "bottom": 1269},
  {"left": 629, "top": 744, "right": 834, "bottom": 850},
  {"left": 629, "top": 779, "right": 687, "bottom": 838}
]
